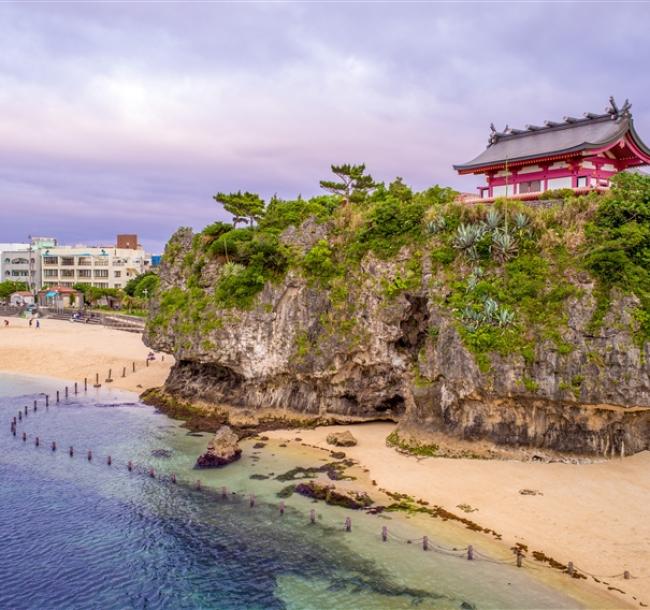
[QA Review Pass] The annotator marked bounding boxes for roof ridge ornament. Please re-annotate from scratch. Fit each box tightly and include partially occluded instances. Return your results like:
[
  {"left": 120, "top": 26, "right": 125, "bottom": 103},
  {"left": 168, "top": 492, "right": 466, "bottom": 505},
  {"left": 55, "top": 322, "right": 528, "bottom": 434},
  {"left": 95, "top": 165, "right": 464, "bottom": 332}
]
[
  {"left": 488, "top": 123, "right": 509, "bottom": 147},
  {"left": 607, "top": 96, "right": 632, "bottom": 120}
]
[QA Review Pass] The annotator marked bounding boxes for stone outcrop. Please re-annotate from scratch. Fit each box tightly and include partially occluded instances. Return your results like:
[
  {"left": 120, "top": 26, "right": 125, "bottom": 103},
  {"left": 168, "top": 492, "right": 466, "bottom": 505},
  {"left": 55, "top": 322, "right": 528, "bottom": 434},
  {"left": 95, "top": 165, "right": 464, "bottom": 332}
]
[
  {"left": 146, "top": 224, "right": 650, "bottom": 456},
  {"left": 326, "top": 431, "right": 358, "bottom": 447},
  {"left": 196, "top": 426, "right": 242, "bottom": 468},
  {"left": 294, "top": 481, "right": 373, "bottom": 509}
]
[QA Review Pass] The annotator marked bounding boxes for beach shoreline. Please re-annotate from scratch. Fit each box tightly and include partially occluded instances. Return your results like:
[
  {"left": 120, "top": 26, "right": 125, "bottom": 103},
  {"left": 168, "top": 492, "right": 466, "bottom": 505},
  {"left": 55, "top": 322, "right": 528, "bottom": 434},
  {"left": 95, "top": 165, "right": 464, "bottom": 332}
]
[
  {"left": 1, "top": 317, "right": 647, "bottom": 607},
  {"left": 267, "top": 423, "right": 650, "bottom": 607}
]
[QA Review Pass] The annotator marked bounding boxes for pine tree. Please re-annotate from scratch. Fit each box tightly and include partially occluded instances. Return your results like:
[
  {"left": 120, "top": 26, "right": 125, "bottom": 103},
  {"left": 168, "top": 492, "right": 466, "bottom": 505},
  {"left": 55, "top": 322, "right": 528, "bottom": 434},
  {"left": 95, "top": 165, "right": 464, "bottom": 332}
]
[
  {"left": 214, "top": 191, "right": 266, "bottom": 227},
  {"left": 319, "top": 163, "right": 377, "bottom": 205}
]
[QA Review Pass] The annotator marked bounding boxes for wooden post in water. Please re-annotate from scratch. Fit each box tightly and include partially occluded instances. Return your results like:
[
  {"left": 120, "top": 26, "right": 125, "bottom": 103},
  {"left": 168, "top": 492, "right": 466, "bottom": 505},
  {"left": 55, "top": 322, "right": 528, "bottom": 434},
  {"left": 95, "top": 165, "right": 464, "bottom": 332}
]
[
  {"left": 467, "top": 545, "right": 474, "bottom": 561},
  {"left": 127, "top": 461, "right": 133, "bottom": 472},
  {"left": 22, "top": 432, "right": 27, "bottom": 442},
  {"left": 84, "top": 378, "right": 88, "bottom": 392},
  {"left": 51, "top": 441, "right": 56, "bottom": 452},
  {"left": 65, "top": 386, "right": 68, "bottom": 399},
  {"left": 56, "top": 391, "right": 59, "bottom": 403},
  {"left": 74, "top": 382, "right": 78, "bottom": 395},
  {"left": 107, "top": 455, "right": 112, "bottom": 466},
  {"left": 87, "top": 450, "right": 92, "bottom": 461},
  {"left": 422, "top": 536, "right": 429, "bottom": 551},
  {"left": 69, "top": 446, "right": 74, "bottom": 457},
  {"left": 93, "top": 373, "right": 101, "bottom": 388},
  {"left": 105, "top": 369, "right": 113, "bottom": 383},
  {"left": 516, "top": 550, "right": 523, "bottom": 568},
  {"left": 33, "top": 400, "right": 37, "bottom": 411},
  {"left": 35, "top": 436, "right": 40, "bottom": 447},
  {"left": 45, "top": 395, "right": 49, "bottom": 407},
  {"left": 132, "top": 362, "right": 136, "bottom": 373},
  {"left": 567, "top": 562, "right": 574, "bottom": 577},
  {"left": 24, "top": 405, "right": 28, "bottom": 415},
  {"left": 146, "top": 358, "right": 149, "bottom": 368},
  {"left": 122, "top": 366, "right": 126, "bottom": 378}
]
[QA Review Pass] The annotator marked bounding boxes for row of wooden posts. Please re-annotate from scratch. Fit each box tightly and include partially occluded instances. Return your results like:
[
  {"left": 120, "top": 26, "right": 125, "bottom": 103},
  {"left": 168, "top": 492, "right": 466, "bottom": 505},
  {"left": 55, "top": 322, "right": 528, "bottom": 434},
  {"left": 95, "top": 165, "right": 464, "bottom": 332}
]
[{"left": 6, "top": 391, "right": 633, "bottom": 581}]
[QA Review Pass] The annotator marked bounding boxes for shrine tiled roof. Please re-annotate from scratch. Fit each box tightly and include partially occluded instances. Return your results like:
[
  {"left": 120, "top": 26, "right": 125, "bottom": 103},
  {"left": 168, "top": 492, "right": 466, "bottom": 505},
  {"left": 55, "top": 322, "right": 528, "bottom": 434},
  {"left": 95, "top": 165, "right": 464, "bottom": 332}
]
[{"left": 454, "top": 98, "right": 649, "bottom": 173}]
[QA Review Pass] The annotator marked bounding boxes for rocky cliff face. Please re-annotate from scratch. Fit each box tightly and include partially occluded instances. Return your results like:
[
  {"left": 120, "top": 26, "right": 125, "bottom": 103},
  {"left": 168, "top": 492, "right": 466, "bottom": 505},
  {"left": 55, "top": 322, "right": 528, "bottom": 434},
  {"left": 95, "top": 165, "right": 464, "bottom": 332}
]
[{"left": 145, "top": 223, "right": 650, "bottom": 456}]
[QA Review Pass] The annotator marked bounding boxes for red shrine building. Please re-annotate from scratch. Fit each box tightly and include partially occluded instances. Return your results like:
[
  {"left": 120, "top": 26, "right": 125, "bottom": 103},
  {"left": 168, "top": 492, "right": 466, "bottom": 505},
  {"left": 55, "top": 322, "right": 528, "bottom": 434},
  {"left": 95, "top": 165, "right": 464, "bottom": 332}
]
[{"left": 454, "top": 97, "right": 650, "bottom": 202}]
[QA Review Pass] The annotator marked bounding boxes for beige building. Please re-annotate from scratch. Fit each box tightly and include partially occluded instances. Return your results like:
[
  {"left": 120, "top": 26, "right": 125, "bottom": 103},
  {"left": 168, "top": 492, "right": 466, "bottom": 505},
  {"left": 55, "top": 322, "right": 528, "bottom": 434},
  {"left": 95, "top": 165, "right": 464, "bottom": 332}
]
[{"left": 41, "top": 235, "right": 151, "bottom": 290}]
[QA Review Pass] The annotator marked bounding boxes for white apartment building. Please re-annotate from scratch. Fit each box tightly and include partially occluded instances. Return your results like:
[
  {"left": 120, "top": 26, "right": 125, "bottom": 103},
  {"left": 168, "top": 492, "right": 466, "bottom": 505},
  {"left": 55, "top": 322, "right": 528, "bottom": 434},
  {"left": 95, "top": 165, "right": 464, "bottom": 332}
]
[
  {"left": 0, "top": 239, "right": 55, "bottom": 291},
  {"left": 41, "top": 243, "right": 151, "bottom": 290}
]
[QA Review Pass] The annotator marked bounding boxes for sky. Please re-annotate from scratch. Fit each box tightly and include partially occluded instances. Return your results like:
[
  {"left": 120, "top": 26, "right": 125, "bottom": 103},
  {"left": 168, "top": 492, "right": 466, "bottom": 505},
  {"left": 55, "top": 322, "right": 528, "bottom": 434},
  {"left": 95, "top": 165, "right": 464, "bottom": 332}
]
[{"left": 1, "top": 2, "right": 649, "bottom": 253}]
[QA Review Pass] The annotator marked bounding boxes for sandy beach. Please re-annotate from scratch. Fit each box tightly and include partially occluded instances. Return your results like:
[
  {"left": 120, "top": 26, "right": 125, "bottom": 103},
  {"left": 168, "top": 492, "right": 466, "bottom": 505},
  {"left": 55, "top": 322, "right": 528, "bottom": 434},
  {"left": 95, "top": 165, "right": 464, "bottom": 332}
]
[
  {"left": 268, "top": 423, "right": 650, "bottom": 606},
  {"left": 0, "top": 317, "right": 172, "bottom": 393}
]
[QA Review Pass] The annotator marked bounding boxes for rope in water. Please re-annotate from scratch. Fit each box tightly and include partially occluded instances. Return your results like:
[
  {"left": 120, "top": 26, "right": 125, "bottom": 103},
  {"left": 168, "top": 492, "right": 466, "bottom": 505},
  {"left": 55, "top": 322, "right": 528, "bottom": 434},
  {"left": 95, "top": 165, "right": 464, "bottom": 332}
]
[{"left": 7, "top": 395, "right": 646, "bottom": 596}]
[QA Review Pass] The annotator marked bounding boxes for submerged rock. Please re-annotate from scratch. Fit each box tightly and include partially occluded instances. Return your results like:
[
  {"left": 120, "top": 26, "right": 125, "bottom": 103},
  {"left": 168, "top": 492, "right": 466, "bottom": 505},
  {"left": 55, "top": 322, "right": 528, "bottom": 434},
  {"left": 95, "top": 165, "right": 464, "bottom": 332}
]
[
  {"left": 326, "top": 431, "right": 358, "bottom": 447},
  {"left": 196, "top": 426, "right": 242, "bottom": 468},
  {"left": 294, "top": 481, "right": 373, "bottom": 510}
]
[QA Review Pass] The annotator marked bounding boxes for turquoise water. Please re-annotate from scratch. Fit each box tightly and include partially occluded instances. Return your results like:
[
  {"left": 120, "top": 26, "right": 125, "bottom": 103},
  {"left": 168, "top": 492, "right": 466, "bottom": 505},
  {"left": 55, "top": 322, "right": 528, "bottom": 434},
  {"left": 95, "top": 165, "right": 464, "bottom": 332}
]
[{"left": 0, "top": 373, "right": 587, "bottom": 609}]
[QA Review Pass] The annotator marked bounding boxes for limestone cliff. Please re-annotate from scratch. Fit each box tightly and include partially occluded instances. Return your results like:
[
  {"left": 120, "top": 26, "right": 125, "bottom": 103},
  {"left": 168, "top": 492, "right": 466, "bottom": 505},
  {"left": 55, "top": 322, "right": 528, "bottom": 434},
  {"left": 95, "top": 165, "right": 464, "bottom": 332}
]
[{"left": 144, "top": 193, "right": 650, "bottom": 456}]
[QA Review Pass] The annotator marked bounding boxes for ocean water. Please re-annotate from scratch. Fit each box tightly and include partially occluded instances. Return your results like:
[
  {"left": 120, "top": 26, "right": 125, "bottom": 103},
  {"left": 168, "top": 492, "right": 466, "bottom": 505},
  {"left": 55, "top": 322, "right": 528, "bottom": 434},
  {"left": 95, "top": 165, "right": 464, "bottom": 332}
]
[{"left": 0, "top": 373, "right": 589, "bottom": 610}]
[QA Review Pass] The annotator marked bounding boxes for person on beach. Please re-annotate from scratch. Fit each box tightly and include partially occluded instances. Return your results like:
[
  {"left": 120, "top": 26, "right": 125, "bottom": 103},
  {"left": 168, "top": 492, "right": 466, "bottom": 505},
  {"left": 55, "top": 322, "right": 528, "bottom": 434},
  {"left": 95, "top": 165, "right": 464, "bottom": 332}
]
[
  {"left": 35, "top": 320, "right": 40, "bottom": 329},
  {"left": 3, "top": 320, "right": 8, "bottom": 327},
  {"left": 29, "top": 318, "right": 33, "bottom": 327}
]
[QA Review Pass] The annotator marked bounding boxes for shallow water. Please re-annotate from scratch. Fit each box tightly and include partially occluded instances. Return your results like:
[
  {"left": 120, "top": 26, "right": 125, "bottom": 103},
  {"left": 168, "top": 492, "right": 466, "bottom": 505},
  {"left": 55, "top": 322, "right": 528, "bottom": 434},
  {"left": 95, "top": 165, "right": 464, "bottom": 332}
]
[{"left": 0, "top": 373, "right": 586, "bottom": 609}]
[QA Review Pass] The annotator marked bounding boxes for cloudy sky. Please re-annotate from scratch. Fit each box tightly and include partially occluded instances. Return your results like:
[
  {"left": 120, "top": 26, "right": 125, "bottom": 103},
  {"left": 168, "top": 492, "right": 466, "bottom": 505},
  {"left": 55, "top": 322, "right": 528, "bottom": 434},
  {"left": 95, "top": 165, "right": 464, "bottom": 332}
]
[{"left": 1, "top": 2, "right": 649, "bottom": 252}]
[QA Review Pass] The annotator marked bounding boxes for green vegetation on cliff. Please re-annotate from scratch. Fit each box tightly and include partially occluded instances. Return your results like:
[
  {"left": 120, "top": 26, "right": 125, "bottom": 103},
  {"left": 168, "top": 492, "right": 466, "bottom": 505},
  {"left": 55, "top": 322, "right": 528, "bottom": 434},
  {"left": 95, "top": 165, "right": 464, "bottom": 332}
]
[{"left": 150, "top": 167, "right": 650, "bottom": 370}]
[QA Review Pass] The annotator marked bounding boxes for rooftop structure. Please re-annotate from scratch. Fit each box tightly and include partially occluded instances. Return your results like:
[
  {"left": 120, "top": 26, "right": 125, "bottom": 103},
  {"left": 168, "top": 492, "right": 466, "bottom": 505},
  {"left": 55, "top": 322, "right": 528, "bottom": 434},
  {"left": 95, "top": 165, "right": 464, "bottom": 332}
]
[{"left": 454, "top": 97, "right": 650, "bottom": 202}]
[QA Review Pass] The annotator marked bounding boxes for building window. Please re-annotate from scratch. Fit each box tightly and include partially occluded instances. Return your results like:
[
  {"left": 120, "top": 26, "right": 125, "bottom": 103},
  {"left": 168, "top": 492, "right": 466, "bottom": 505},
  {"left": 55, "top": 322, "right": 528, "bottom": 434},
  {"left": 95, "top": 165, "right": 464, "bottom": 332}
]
[
  {"left": 577, "top": 176, "right": 588, "bottom": 188},
  {"left": 94, "top": 257, "right": 109, "bottom": 266},
  {"left": 114, "top": 271, "right": 121, "bottom": 278},
  {"left": 60, "top": 257, "right": 74, "bottom": 266},
  {"left": 94, "top": 269, "right": 109, "bottom": 278},
  {"left": 11, "top": 257, "right": 29, "bottom": 265},
  {"left": 93, "top": 282, "right": 109, "bottom": 288},
  {"left": 44, "top": 269, "right": 58, "bottom": 278},
  {"left": 43, "top": 256, "right": 58, "bottom": 266},
  {"left": 77, "top": 257, "right": 92, "bottom": 266},
  {"left": 77, "top": 269, "right": 92, "bottom": 278},
  {"left": 61, "top": 269, "right": 75, "bottom": 278},
  {"left": 519, "top": 180, "right": 541, "bottom": 194}
]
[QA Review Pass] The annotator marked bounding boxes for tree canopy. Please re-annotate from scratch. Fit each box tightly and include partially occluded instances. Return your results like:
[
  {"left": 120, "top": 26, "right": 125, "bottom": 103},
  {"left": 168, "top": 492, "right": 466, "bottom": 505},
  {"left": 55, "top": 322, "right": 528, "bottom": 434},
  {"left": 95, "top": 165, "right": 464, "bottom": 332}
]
[
  {"left": 0, "top": 280, "right": 28, "bottom": 300},
  {"left": 319, "top": 163, "right": 377, "bottom": 204},
  {"left": 214, "top": 191, "right": 266, "bottom": 227}
]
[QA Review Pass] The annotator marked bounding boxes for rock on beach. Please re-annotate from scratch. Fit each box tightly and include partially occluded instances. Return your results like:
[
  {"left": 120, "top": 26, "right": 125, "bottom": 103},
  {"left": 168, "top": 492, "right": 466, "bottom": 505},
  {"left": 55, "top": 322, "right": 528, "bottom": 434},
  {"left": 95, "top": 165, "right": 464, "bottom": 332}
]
[{"left": 196, "top": 425, "right": 242, "bottom": 468}]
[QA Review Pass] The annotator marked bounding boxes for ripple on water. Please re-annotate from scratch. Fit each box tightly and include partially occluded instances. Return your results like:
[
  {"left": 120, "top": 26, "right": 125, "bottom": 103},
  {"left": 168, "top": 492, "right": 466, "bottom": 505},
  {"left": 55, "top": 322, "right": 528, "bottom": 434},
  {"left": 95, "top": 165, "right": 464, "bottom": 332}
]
[{"left": 0, "top": 379, "right": 586, "bottom": 610}]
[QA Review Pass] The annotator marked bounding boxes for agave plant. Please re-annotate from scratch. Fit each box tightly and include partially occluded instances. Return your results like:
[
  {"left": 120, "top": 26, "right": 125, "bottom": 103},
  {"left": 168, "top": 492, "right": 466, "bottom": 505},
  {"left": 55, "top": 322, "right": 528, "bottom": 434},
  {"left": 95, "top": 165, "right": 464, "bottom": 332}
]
[
  {"left": 491, "top": 229, "right": 518, "bottom": 262},
  {"left": 496, "top": 306, "right": 515, "bottom": 327},
  {"left": 221, "top": 261, "right": 245, "bottom": 277},
  {"left": 485, "top": 208, "right": 503, "bottom": 230},
  {"left": 426, "top": 216, "right": 447, "bottom": 235},
  {"left": 460, "top": 305, "right": 484, "bottom": 329},
  {"left": 513, "top": 212, "right": 530, "bottom": 231},
  {"left": 482, "top": 297, "right": 499, "bottom": 320}
]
